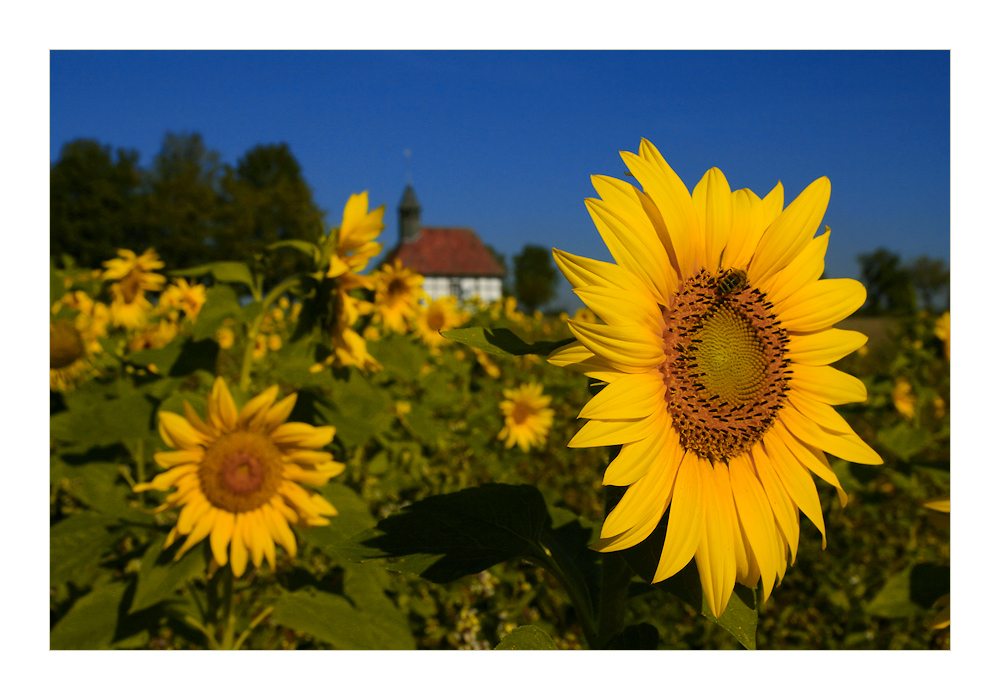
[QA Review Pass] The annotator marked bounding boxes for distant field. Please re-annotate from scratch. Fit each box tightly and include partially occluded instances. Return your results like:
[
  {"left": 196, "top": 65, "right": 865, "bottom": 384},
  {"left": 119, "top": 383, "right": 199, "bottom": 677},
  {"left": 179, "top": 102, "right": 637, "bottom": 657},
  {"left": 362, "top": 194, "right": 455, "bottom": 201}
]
[{"left": 837, "top": 316, "right": 900, "bottom": 348}]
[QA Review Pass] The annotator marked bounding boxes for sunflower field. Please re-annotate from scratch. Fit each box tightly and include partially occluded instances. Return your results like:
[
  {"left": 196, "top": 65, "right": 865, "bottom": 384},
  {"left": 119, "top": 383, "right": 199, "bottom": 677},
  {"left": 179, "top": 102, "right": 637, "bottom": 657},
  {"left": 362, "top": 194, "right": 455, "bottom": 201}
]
[{"left": 49, "top": 151, "right": 950, "bottom": 651}]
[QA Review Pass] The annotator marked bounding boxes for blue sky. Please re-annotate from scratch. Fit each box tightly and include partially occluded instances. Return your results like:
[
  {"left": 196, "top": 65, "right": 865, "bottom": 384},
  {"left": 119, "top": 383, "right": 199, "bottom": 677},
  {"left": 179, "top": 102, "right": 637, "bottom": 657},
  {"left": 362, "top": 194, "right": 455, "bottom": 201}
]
[{"left": 50, "top": 50, "right": 949, "bottom": 310}]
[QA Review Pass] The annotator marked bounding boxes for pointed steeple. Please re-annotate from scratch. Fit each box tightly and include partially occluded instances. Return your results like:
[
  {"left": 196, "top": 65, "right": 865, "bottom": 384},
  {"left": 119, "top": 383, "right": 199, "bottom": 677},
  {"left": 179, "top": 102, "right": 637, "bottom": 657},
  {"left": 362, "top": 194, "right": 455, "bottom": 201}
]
[{"left": 399, "top": 184, "right": 422, "bottom": 244}]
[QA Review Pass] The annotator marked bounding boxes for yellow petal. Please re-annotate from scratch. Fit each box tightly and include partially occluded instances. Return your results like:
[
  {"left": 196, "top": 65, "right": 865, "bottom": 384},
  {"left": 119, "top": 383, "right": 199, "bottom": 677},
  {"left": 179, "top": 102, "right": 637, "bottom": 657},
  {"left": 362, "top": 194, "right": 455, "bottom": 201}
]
[
  {"left": 749, "top": 176, "right": 829, "bottom": 287},
  {"left": 239, "top": 385, "right": 280, "bottom": 429},
  {"left": 175, "top": 507, "right": 217, "bottom": 560},
  {"left": 621, "top": 142, "right": 701, "bottom": 277},
  {"left": 210, "top": 511, "right": 236, "bottom": 567},
  {"left": 653, "top": 452, "right": 702, "bottom": 582},
  {"left": 720, "top": 187, "right": 766, "bottom": 271},
  {"left": 230, "top": 513, "right": 249, "bottom": 577},
  {"left": 176, "top": 497, "right": 212, "bottom": 536},
  {"left": 159, "top": 412, "right": 208, "bottom": 451},
  {"left": 573, "top": 285, "right": 663, "bottom": 333},
  {"left": 546, "top": 340, "right": 621, "bottom": 383},
  {"left": 600, "top": 435, "right": 680, "bottom": 541},
  {"left": 568, "top": 409, "right": 666, "bottom": 449},
  {"left": 604, "top": 419, "right": 679, "bottom": 487},
  {"left": 761, "top": 182, "right": 784, "bottom": 227},
  {"left": 552, "top": 248, "right": 644, "bottom": 294},
  {"left": 786, "top": 390, "right": 854, "bottom": 435},
  {"left": 270, "top": 423, "right": 336, "bottom": 450},
  {"left": 265, "top": 502, "right": 298, "bottom": 557},
  {"left": 585, "top": 198, "right": 673, "bottom": 307},
  {"left": 778, "top": 404, "right": 882, "bottom": 466},
  {"left": 579, "top": 371, "right": 666, "bottom": 421},
  {"left": 209, "top": 377, "right": 238, "bottom": 432},
  {"left": 246, "top": 510, "right": 266, "bottom": 568},
  {"left": 591, "top": 174, "right": 681, "bottom": 280},
  {"left": 763, "top": 431, "right": 826, "bottom": 548},
  {"left": 760, "top": 230, "right": 829, "bottom": 306},
  {"left": 729, "top": 454, "right": 779, "bottom": 602},
  {"left": 774, "top": 279, "right": 867, "bottom": 333},
  {"left": 261, "top": 394, "right": 298, "bottom": 433},
  {"left": 692, "top": 167, "right": 733, "bottom": 271},
  {"left": 789, "top": 364, "right": 868, "bottom": 405},
  {"left": 694, "top": 460, "right": 737, "bottom": 619},
  {"left": 569, "top": 320, "right": 665, "bottom": 371},
  {"left": 786, "top": 328, "right": 868, "bottom": 366}
]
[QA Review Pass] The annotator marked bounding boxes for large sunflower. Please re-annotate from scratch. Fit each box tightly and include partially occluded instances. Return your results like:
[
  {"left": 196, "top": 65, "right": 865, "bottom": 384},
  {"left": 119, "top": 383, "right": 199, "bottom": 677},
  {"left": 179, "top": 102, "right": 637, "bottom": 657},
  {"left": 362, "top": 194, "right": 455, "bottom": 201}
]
[
  {"left": 549, "top": 138, "right": 881, "bottom": 618},
  {"left": 135, "top": 377, "right": 344, "bottom": 576},
  {"left": 102, "top": 248, "right": 167, "bottom": 329}
]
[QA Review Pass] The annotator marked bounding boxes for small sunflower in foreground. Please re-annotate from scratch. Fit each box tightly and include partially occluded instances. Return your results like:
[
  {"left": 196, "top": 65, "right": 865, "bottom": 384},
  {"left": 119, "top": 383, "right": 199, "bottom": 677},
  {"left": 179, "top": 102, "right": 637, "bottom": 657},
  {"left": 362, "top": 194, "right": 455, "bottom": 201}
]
[
  {"left": 325, "top": 191, "right": 385, "bottom": 278},
  {"left": 498, "top": 382, "right": 555, "bottom": 452},
  {"left": 102, "top": 248, "right": 167, "bottom": 329},
  {"left": 415, "top": 296, "right": 468, "bottom": 351},
  {"left": 135, "top": 377, "right": 344, "bottom": 576},
  {"left": 372, "top": 260, "right": 425, "bottom": 334},
  {"left": 549, "top": 138, "right": 882, "bottom": 617}
]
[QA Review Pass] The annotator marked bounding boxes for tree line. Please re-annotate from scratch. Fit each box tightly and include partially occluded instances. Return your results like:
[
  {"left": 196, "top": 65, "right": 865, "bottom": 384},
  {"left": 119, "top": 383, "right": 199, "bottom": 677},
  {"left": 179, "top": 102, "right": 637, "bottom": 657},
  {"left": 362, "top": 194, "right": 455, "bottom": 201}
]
[{"left": 51, "top": 133, "right": 325, "bottom": 286}]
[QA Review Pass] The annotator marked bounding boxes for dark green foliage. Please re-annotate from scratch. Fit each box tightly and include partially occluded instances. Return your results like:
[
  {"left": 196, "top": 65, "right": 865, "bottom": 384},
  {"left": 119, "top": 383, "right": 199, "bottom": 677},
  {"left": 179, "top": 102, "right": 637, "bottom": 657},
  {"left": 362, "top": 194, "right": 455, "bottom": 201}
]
[
  {"left": 857, "top": 248, "right": 917, "bottom": 316},
  {"left": 513, "top": 244, "right": 558, "bottom": 312},
  {"left": 50, "top": 139, "right": 144, "bottom": 267}
]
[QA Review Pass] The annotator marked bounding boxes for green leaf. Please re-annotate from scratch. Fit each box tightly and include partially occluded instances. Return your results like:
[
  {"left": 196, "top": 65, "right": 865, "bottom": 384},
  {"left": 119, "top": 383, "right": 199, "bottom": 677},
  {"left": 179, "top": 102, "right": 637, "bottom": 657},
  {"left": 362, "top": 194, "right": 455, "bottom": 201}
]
[
  {"left": 129, "top": 535, "right": 207, "bottom": 613},
  {"left": 334, "top": 484, "right": 551, "bottom": 583},
  {"left": 56, "top": 459, "right": 145, "bottom": 522},
  {"left": 298, "top": 483, "right": 376, "bottom": 552},
  {"left": 619, "top": 494, "right": 758, "bottom": 650},
  {"left": 50, "top": 580, "right": 129, "bottom": 650},
  {"left": 865, "top": 563, "right": 950, "bottom": 618},
  {"left": 441, "top": 327, "right": 574, "bottom": 357},
  {"left": 272, "top": 585, "right": 415, "bottom": 649},
  {"left": 877, "top": 421, "right": 933, "bottom": 462},
  {"left": 494, "top": 624, "right": 558, "bottom": 650},
  {"left": 51, "top": 259, "right": 67, "bottom": 306},
  {"left": 51, "top": 389, "right": 156, "bottom": 448},
  {"left": 170, "top": 261, "right": 258, "bottom": 295},
  {"left": 128, "top": 338, "right": 219, "bottom": 378},
  {"left": 315, "top": 372, "right": 392, "bottom": 446},
  {"left": 50, "top": 513, "right": 123, "bottom": 587},
  {"left": 268, "top": 239, "right": 321, "bottom": 264},
  {"left": 191, "top": 284, "right": 241, "bottom": 340}
]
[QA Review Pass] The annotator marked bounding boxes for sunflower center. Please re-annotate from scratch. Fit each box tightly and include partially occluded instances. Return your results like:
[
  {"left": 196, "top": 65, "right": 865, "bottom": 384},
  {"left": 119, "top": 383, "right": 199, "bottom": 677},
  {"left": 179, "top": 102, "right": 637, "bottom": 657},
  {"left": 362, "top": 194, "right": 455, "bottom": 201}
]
[
  {"left": 661, "top": 269, "right": 790, "bottom": 463},
  {"left": 120, "top": 269, "right": 144, "bottom": 304},
  {"left": 427, "top": 307, "right": 446, "bottom": 331},
  {"left": 511, "top": 401, "right": 533, "bottom": 425},
  {"left": 50, "top": 321, "right": 86, "bottom": 369},
  {"left": 387, "top": 278, "right": 407, "bottom": 299},
  {"left": 199, "top": 431, "right": 284, "bottom": 512}
]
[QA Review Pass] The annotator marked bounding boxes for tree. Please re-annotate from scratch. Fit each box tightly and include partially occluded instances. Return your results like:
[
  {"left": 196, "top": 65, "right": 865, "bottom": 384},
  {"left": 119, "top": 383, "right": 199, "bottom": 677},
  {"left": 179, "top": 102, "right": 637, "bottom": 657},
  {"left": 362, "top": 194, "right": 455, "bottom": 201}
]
[
  {"left": 50, "top": 139, "right": 144, "bottom": 268},
  {"left": 218, "top": 143, "right": 326, "bottom": 286},
  {"left": 908, "top": 255, "right": 950, "bottom": 312},
  {"left": 142, "top": 133, "right": 223, "bottom": 270},
  {"left": 513, "top": 244, "right": 558, "bottom": 313},
  {"left": 857, "top": 248, "right": 917, "bottom": 316}
]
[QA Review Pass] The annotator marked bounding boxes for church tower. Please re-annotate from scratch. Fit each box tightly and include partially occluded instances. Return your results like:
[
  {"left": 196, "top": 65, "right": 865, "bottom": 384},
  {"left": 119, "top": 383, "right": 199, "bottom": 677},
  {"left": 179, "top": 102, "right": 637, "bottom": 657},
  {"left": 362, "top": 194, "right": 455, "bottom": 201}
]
[{"left": 398, "top": 185, "right": 422, "bottom": 245}]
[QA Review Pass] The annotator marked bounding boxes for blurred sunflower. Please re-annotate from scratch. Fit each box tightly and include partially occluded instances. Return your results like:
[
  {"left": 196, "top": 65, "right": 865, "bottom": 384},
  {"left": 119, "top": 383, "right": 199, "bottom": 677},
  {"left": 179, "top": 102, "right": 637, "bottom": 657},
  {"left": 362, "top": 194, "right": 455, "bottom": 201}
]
[
  {"left": 102, "top": 248, "right": 167, "bottom": 329},
  {"left": 498, "top": 382, "right": 555, "bottom": 452},
  {"left": 135, "top": 377, "right": 344, "bottom": 576},
  {"left": 50, "top": 292, "right": 110, "bottom": 391},
  {"left": 934, "top": 311, "right": 950, "bottom": 361},
  {"left": 325, "top": 191, "right": 385, "bottom": 277},
  {"left": 415, "top": 296, "right": 468, "bottom": 350},
  {"left": 128, "top": 318, "right": 178, "bottom": 352},
  {"left": 372, "top": 260, "right": 424, "bottom": 334},
  {"left": 892, "top": 378, "right": 917, "bottom": 420},
  {"left": 549, "top": 138, "right": 881, "bottom": 617},
  {"left": 158, "top": 278, "right": 207, "bottom": 322}
]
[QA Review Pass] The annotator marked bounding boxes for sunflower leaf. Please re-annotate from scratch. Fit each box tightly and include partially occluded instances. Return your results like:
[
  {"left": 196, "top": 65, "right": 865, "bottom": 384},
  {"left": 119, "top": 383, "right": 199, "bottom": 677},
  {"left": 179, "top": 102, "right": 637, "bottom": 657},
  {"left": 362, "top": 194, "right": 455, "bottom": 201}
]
[
  {"left": 129, "top": 534, "right": 208, "bottom": 613},
  {"left": 169, "top": 261, "right": 258, "bottom": 297},
  {"left": 329, "top": 484, "right": 551, "bottom": 583},
  {"left": 441, "top": 327, "right": 574, "bottom": 357},
  {"left": 495, "top": 624, "right": 559, "bottom": 650}
]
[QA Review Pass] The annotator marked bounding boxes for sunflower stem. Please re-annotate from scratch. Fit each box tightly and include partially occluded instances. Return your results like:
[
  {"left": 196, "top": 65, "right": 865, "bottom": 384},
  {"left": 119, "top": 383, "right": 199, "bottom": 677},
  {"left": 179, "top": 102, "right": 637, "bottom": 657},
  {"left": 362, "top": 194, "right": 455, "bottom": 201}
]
[
  {"left": 596, "top": 551, "right": 631, "bottom": 648},
  {"left": 220, "top": 566, "right": 237, "bottom": 650},
  {"left": 238, "top": 274, "right": 304, "bottom": 392}
]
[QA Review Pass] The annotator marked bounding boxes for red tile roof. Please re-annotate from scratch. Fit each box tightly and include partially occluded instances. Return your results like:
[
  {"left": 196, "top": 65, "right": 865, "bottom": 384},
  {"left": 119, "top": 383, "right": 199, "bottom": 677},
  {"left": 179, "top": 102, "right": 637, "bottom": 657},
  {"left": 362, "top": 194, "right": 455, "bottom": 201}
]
[{"left": 386, "top": 227, "right": 505, "bottom": 277}]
